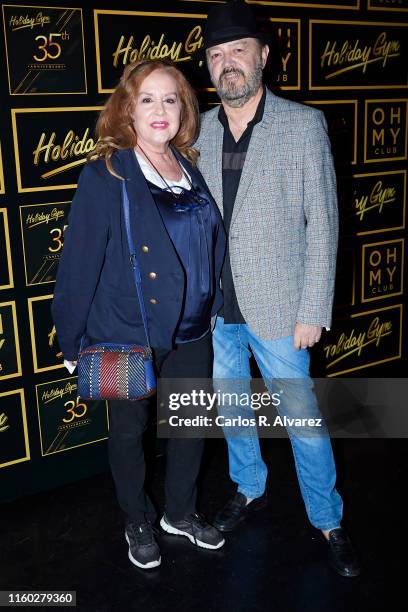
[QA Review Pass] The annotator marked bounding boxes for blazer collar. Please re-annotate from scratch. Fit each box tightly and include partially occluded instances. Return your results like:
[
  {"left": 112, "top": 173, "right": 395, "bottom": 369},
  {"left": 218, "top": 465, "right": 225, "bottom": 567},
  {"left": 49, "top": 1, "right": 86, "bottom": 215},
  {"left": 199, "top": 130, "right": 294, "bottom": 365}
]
[
  {"left": 118, "top": 145, "right": 204, "bottom": 188},
  {"left": 113, "top": 146, "right": 216, "bottom": 241},
  {"left": 171, "top": 146, "right": 204, "bottom": 191}
]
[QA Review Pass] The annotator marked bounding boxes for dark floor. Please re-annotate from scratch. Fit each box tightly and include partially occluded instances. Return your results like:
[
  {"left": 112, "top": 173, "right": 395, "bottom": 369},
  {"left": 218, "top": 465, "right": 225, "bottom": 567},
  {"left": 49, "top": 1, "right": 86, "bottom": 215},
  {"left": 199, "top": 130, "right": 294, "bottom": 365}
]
[{"left": 0, "top": 437, "right": 405, "bottom": 611}]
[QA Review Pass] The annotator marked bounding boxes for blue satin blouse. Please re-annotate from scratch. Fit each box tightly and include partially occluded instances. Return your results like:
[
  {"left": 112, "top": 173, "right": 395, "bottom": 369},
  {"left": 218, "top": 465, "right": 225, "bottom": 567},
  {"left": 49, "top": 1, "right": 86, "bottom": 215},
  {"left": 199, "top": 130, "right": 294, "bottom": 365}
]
[{"left": 147, "top": 180, "right": 219, "bottom": 343}]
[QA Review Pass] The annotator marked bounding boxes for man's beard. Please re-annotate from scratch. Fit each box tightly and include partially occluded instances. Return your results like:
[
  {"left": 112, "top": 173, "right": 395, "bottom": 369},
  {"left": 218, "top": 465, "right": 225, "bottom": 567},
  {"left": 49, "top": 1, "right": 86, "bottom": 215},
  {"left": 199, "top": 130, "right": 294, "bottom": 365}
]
[{"left": 213, "top": 60, "right": 263, "bottom": 108}]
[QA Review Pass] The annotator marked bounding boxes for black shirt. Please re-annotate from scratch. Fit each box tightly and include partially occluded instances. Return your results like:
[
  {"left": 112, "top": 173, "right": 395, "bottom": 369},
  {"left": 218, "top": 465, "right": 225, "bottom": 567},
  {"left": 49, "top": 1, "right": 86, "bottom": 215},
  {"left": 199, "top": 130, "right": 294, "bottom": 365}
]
[{"left": 218, "top": 87, "right": 266, "bottom": 323}]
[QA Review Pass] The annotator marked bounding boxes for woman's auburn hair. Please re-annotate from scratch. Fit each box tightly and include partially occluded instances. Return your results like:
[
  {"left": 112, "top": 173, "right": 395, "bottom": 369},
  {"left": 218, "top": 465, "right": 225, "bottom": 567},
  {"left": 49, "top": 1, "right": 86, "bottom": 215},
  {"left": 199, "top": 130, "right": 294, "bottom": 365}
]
[{"left": 88, "top": 59, "right": 200, "bottom": 178}]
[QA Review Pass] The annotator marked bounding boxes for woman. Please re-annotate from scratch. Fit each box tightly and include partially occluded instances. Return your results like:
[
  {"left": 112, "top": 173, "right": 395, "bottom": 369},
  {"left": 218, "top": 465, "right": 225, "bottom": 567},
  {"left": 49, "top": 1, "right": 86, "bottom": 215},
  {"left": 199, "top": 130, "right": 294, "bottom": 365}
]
[{"left": 51, "top": 59, "right": 226, "bottom": 569}]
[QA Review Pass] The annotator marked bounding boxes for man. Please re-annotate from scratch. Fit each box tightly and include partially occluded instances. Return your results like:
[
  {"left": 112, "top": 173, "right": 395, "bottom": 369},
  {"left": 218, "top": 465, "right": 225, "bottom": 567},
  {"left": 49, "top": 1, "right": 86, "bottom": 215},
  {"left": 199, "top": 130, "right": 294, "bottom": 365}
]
[{"left": 195, "top": 0, "right": 360, "bottom": 577}]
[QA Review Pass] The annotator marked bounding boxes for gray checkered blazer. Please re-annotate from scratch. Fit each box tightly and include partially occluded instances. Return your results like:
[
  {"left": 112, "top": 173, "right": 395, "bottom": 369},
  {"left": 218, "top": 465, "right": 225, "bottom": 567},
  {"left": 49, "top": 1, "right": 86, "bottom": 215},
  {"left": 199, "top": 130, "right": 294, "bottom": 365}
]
[{"left": 195, "top": 89, "right": 339, "bottom": 340}]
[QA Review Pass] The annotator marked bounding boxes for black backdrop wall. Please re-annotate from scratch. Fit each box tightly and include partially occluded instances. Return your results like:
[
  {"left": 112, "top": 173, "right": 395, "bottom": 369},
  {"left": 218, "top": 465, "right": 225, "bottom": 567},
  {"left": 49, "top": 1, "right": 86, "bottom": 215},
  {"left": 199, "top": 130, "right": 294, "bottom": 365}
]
[{"left": 0, "top": 0, "right": 407, "bottom": 502}]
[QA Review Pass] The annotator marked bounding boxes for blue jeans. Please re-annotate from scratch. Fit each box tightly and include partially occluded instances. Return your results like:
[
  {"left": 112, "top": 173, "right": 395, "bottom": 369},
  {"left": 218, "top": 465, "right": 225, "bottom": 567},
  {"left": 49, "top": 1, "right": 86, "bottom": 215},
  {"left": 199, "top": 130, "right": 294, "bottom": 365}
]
[{"left": 213, "top": 316, "right": 343, "bottom": 531}]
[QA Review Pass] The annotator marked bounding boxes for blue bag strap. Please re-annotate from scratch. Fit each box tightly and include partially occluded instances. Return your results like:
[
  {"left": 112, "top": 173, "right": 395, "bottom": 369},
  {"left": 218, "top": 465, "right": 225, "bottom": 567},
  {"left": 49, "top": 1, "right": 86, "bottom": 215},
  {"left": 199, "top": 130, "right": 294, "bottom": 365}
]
[
  {"left": 78, "top": 176, "right": 152, "bottom": 354},
  {"left": 79, "top": 334, "right": 86, "bottom": 352},
  {"left": 121, "top": 180, "right": 152, "bottom": 348}
]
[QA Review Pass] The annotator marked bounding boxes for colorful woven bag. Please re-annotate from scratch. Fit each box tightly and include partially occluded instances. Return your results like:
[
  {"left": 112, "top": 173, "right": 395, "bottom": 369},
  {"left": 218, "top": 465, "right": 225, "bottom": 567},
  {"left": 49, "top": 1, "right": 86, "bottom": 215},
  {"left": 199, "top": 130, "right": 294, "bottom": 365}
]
[
  {"left": 77, "top": 342, "right": 156, "bottom": 401},
  {"left": 77, "top": 180, "right": 156, "bottom": 401}
]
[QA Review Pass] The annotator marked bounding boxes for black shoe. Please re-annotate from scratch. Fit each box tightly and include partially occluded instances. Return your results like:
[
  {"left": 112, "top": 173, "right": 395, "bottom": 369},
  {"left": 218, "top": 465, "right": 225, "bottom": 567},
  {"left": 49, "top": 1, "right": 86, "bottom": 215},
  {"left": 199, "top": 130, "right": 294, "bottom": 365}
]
[
  {"left": 160, "top": 512, "right": 225, "bottom": 549},
  {"left": 326, "top": 528, "right": 360, "bottom": 577},
  {"left": 125, "top": 520, "right": 161, "bottom": 569},
  {"left": 212, "top": 491, "right": 267, "bottom": 532}
]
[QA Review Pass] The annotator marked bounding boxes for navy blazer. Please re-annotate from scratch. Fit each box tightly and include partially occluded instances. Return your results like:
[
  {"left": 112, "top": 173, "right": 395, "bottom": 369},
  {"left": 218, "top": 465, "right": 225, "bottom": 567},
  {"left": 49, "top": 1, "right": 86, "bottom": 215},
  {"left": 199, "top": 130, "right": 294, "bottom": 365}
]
[{"left": 51, "top": 148, "right": 226, "bottom": 360}]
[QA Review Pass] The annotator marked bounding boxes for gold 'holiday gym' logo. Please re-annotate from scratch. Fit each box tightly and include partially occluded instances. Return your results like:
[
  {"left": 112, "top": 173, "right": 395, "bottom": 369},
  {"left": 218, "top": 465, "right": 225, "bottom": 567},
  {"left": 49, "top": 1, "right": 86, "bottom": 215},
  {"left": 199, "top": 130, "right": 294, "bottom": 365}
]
[
  {"left": 41, "top": 382, "right": 78, "bottom": 404},
  {"left": 322, "top": 304, "right": 402, "bottom": 376},
  {"left": 320, "top": 32, "right": 400, "bottom": 80},
  {"left": 3, "top": 6, "right": 86, "bottom": 95},
  {"left": 94, "top": 10, "right": 210, "bottom": 93},
  {"left": 35, "top": 377, "right": 108, "bottom": 456},
  {"left": 12, "top": 108, "right": 102, "bottom": 192},
  {"left": 112, "top": 26, "right": 202, "bottom": 67},
  {"left": 25, "top": 208, "right": 65, "bottom": 227},
  {"left": 8, "top": 12, "right": 50, "bottom": 31},
  {"left": 309, "top": 21, "right": 408, "bottom": 89},
  {"left": 354, "top": 179, "right": 397, "bottom": 221},
  {"left": 342, "top": 170, "right": 406, "bottom": 236},
  {"left": 324, "top": 316, "right": 392, "bottom": 363},
  {"left": 32, "top": 128, "right": 96, "bottom": 179}
]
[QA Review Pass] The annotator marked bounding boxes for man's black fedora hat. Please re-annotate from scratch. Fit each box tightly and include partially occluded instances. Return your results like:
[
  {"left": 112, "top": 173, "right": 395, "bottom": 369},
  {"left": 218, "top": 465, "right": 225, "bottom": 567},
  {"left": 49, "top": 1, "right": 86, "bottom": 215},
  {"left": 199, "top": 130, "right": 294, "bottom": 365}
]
[{"left": 202, "top": 0, "right": 270, "bottom": 52}]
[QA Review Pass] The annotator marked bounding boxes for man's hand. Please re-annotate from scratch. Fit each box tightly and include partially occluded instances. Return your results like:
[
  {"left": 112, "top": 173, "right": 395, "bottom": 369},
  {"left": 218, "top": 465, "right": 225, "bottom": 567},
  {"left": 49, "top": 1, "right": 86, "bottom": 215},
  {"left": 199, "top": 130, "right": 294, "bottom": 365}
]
[{"left": 293, "top": 323, "right": 322, "bottom": 350}]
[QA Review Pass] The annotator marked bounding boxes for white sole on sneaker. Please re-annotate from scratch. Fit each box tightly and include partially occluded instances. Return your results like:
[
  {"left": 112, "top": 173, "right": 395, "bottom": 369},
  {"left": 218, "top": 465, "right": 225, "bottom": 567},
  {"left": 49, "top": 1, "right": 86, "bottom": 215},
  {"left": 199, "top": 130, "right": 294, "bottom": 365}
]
[
  {"left": 159, "top": 517, "right": 225, "bottom": 550},
  {"left": 125, "top": 532, "right": 161, "bottom": 569}
]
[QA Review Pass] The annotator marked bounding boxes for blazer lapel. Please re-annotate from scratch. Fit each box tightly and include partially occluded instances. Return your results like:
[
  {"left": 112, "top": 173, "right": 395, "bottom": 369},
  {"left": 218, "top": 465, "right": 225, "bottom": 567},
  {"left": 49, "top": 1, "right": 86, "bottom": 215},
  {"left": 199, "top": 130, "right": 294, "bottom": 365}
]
[
  {"left": 117, "top": 149, "right": 177, "bottom": 257},
  {"left": 210, "top": 121, "right": 224, "bottom": 216},
  {"left": 230, "top": 91, "right": 277, "bottom": 228},
  {"left": 197, "top": 116, "right": 224, "bottom": 216}
]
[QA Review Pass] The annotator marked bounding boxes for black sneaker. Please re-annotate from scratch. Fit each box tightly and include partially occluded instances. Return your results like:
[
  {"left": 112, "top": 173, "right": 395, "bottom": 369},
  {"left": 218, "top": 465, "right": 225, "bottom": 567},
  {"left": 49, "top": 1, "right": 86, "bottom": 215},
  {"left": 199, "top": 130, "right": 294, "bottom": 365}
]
[
  {"left": 160, "top": 512, "right": 225, "bottom": 550},
  {"left": 125, "top": 520, "right": 161, "bottom": 569}
]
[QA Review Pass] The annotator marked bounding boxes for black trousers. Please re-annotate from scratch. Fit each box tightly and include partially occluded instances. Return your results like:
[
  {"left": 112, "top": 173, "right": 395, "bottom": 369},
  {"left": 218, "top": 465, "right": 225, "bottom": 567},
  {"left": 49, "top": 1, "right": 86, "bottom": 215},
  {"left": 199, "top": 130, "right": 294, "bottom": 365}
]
[{"left": 107, "top": 332, "right": 213, "bottom": 525}]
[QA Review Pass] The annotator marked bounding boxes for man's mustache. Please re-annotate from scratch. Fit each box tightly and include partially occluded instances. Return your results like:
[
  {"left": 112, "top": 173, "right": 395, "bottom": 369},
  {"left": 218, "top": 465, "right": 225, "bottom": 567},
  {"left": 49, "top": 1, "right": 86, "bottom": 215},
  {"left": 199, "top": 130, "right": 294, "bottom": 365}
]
[{"left": 219, "top": 68, "right": 245, "bottom": 81}]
